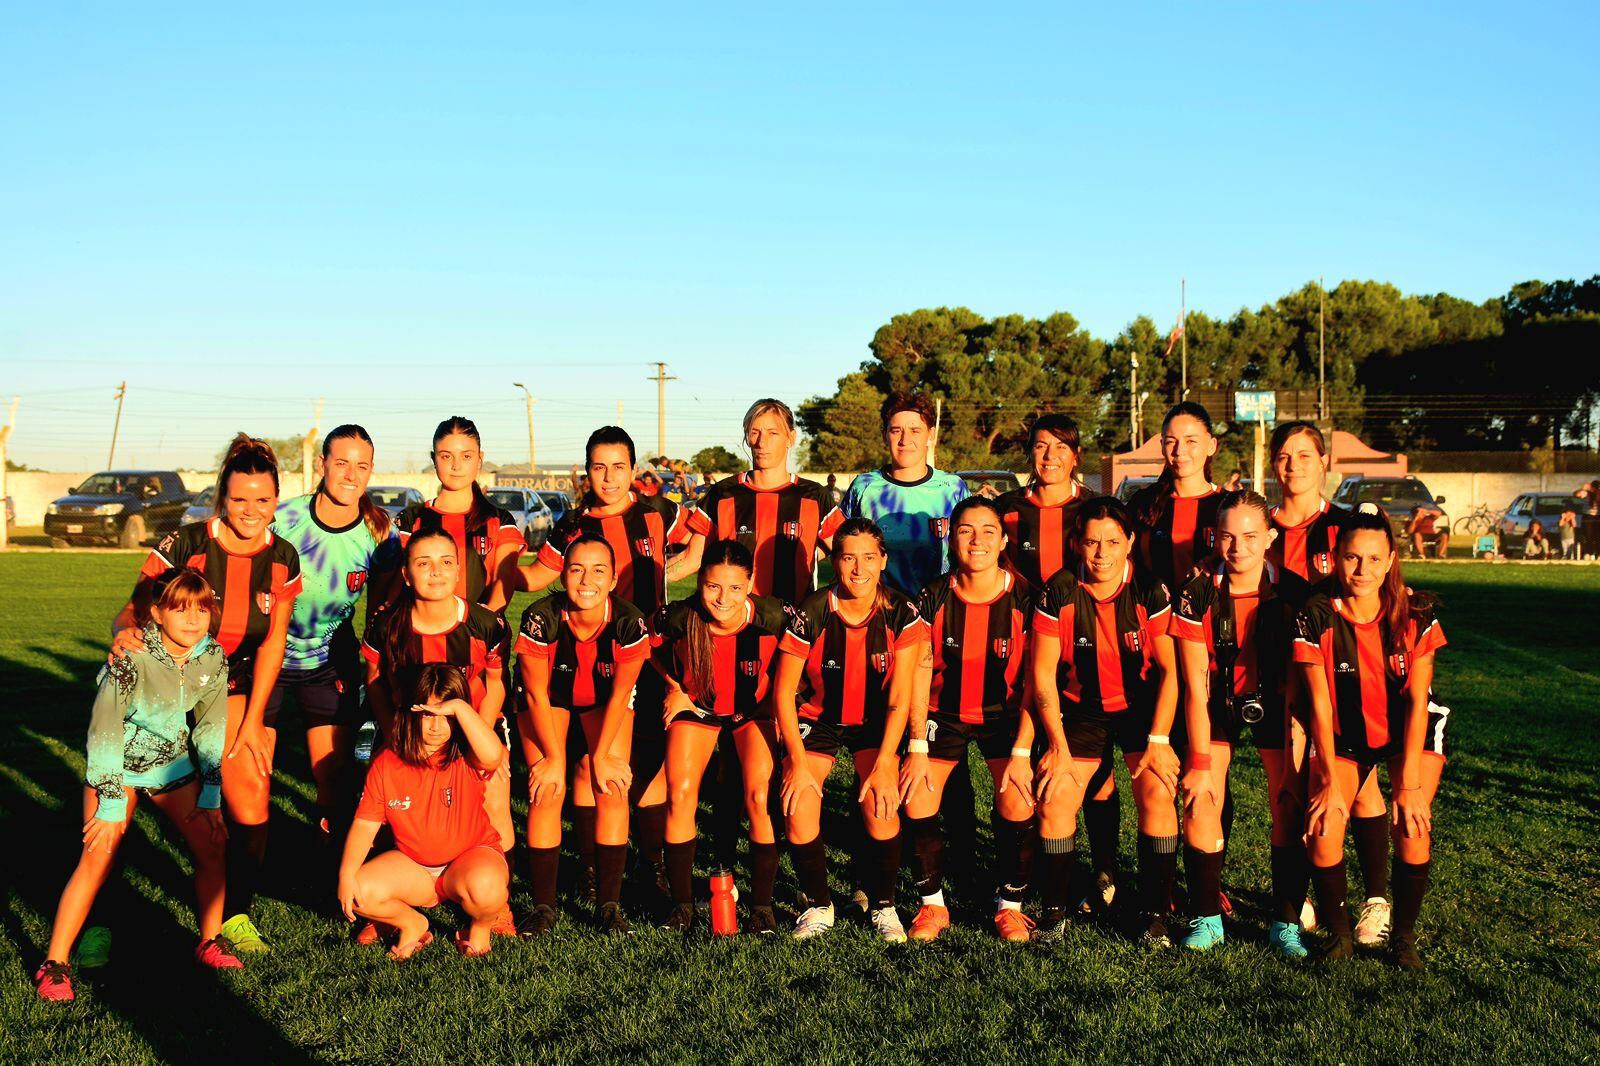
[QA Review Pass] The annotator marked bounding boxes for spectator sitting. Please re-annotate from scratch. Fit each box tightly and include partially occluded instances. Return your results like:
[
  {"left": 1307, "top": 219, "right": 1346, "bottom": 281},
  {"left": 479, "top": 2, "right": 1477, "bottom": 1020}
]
[
  {"left": 1408, "top": 499, "right": 1449, "bottom": 559},
  {"left": 1523, "top": 519, "right": 1551, "bottom": 560}
]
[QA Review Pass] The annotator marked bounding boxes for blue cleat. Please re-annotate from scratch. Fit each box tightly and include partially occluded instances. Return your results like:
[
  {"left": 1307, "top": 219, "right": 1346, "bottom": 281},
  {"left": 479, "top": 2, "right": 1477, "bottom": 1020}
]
[
  {"left": 1268, "top": 920, "right": 1310, "bottom": 959},
  {"left": 1181, "top": 914, "right": 1225, "bottom": 951}
]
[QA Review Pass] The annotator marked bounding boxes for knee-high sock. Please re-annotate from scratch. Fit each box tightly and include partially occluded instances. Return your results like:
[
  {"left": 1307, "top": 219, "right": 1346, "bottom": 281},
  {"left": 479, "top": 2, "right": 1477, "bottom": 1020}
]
[
  {"left": 1310, "top": 860, "right": 1352, "bottom": 938},
  {"left": 993, "top": 813, "right": 1035, "bottom": 905},
  {"left": 1183, "top": 844, "right": 1224, "bottom": 919},
  {"left": 1040, "top": 834, "right": 1079, "bottom": 914},
  {"left": 634, "top": 803, "right": 667, "bottom": 870},
  {"left": 905, "top": 814, "right": 944, "bottom": 902},
  {"left": 868, "top": 832, "right": 903, "bottom": 910},
  {"left": 1391, "top": 858, "right": 1430, "bottom": 943},
  {"left": 1136, "top": 833, "right": 1179, "bottom": 919},
  {"left": 791, "top": 836, "right": 831, "bottom": 908},
  {"left": 1352, "top": 814, "right": 1391, "bottom": 899},
  {"left": 1084, "top": 789, "right": 1121, "bottom": 881},
  {"left": 524, "top": 847, "right": 559, "bottom": 910},
  {"left": 665, "top": 839, "right": 696, "bottom": 906},
  {"left": 594, "top": 843, "right": 628, "bottom": 908},
  {"left": 224, "top": 822, "right": 269, "bottom": 918},
  {"left": 572, "top": 804, "right": 597, "bottom": 874},
  {"left": 1270, "top": 843, "right": 1310, "bottom": 924},
  {"left": 941, "top": 750, "right": 978, "bottom": 892},
  {"left": 749, "top": 841, "right": 779, "bottom": 908}
]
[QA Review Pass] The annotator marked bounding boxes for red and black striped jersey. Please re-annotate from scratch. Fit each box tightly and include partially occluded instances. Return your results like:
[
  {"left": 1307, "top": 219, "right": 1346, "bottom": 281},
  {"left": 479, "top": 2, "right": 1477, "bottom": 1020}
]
[
  {"left": 1128, "top": 484, "right": 1224, "bottom": 592},
  {"left": 1171, "top": 561, "right": 1315, "bottom": 711},
  {"left": 361, "top": 596, "right": 509, "bottom": 711},
  {"left": 138, "top": 518, "right": 302, "bottom": 664},
  {"left": 995, "top": 483, "right": 1086, "bottom": 591},
  {"left": 1268, "top": 500, "right": 1346, "bottom": 581},
  {"left": 686, "top": 473, "right": 845, "bottom": 603},
  {"left": 1035, "top": 563, "right": 1172, "bottom": 713},
  {"left": 916, "top": 571, "right": 1034, "bottom": 724},
  {"left": 514, "top": 593, "right": 650, "bottom": 710},
  {"left": 537, "top": 493, "right": 690, "bottom": 617},
  {"left": 1292, "top": 594, "right": 1446, "bottom": 759},
  {"left": 778, "top": 586, "right": 928, "bottom": 727},
  {"left": 396, "top": 498, "right": 523, "bottom": 606},
  {"left": 650, "top": 595, "right": 788, "bottom": 718}
]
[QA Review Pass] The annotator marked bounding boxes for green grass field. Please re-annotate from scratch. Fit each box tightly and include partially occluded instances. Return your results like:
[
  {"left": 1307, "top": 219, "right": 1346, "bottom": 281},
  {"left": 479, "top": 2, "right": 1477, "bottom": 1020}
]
[{"left": 3, "top": 554, "right": 1598, "bottom": 1063}]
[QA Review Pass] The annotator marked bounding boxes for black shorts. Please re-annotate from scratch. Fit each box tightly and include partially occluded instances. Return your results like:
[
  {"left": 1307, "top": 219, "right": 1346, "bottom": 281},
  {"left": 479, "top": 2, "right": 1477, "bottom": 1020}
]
[
  {"left": 1423, "top": 700, "right": 1450, "bottom": 759},
  {"left": 798, "top": 716, "right": 885, "bottom": 759},
  {"left": 264, "top": 661, "right": 364, "bottom": 729},
  {"left": 225, "top": 652, "right": 254, "bottom": 698},
  {"left": 921, "top": 711, "right": 1019, "bottom": 763},
  {"left": 1334, "top": 699, "right": 1451, "bottom": 766},
  {"left": 630, "top": 670, "right": 668, "bottom": 784},
  {"left": 670, "top": 706, "right": 764, "bottom": 734},
  {"left": 1062, "top": 701, "right": 1168, "bottom": 762},
  {"left": 1204, "top": 698, "right": 1288, "bottom": 750}
]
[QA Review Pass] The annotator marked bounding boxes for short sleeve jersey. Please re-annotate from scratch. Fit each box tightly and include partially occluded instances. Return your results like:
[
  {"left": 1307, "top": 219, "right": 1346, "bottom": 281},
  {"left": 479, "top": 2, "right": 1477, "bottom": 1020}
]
[
  {"left": 841, "top": 468, "right": 971, "bottom": 595},
  {"left": 355, "top": 749, "right": 499, "bottom": 868},
  {"left": 1170, "top": 562, "right": 1315, "bottom": 713},
  {"left": 1128, "top": 484, "right": 1224, "bottom": 592},
  {"left": 1268, "top": 500, "right": 1346, "bottom": 581},
  {"left": 1034, "top": 564, "right": 1172, "bottom": 714},
  {"left": 396, "top": 498, "right": 524, "bottom": 605},
  {"left": 650, "top": 595, "right": 788, "bottom": 719},
  {"left": 361, "top": 597, "right": 508, "bottom": 712},
  {"left": 1293, "top": 594, "right": 1447, "bottom": 760},
  {"left": 537, "top": 493, "right": 691, "bottom": 616},
  {"left": 778, "top": 587, "right": 929, "bottom": 727},
  {"left": 514, "top": 594, "right": 650, "bottom": 710},
  {"left": 686, "top": 473, "right": 845, "bottom": 603},
  {"left": 271, "top": 494, "right": 402, "bottom": 671},
  {"left": 916, "top": 571, "right": 1034, "bottom": 725},
  {"left": 995, "top": 482, "right": 1086, "bottom": 591},
  {"left": 138, "top": 519, "right": 303, "bottom": 667}
]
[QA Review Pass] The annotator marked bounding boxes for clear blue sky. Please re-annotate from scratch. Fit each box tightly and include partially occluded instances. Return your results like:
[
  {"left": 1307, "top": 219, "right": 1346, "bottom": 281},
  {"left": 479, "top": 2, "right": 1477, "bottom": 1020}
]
[{"left": 3, "top": 2, "right": 1595, "bottom": 471}]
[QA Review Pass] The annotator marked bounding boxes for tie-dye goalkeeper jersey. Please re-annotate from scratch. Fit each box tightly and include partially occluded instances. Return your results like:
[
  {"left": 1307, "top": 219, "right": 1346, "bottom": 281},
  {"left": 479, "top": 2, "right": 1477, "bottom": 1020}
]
[
  {"left": 841, "top": 468, "right": 970, "bottom": 595},
  {"left": 271, "top": 495, "right": 402, "bottom": 671}
]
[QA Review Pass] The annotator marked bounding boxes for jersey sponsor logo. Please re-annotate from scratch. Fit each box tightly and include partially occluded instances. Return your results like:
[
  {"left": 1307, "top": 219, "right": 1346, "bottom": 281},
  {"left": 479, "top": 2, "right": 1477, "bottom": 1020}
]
[
  {"left": 944, "top": 635, "right": 960, "bottom": 648},
  {"left": 1336, "top": 661, "right": 1356, "bottom": 674},
  {"left": 555, "top": 662, "right": 574, "bottom": 673},
  {"left": 824, "top": 658, "right": 841, "bottom": 670},
  {"left": 634, "top": 536, "right": 655, "bottom": 557},
  {"left": 387, "top": 796, "right": 412, "bottom": 811},
  {"left": 928, "top": 517, "right": 949, "bottom": 538},
  {"left": 1021, "top": 539, "right": 1036, "bottom": 552},
  {"left": 347, "top": 569, "right": 370, "bottom": 594},
  {"left": 1076, "top": 636, "right": 1093, "bottom": 648},
  {"left": 993, "top": 637, "right": 1013, "bottom": 658},
  {"left": 256, "top": 591, "right": 275, "bottom": 615},
  {"left": 781, "top": 520, "right": 800, "bottom": 540},
  {"left": 740, "top": 659, "right": 761, "bottom": 677},
  {"left": 737, "top": 523, "right": 754, "bottom": 535}
]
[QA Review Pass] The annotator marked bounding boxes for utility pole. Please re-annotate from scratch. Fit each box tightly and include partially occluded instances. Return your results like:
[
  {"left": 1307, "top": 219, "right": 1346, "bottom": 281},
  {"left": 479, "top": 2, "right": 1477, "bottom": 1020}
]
[
  {"left": 616, "top": 399, "right": 624, "bottom": 426},
  {"left": 108, "top": 381, "right": 127, "bottom": 467},
  {"left": 0, "top": 398, "right": 16, "bottom": 550},
  {"left": 1180, "top": 277, "right": 1188, "bottom": 400},
  {"left": 301, "top": 399, "right": 323, "bottom": 496},
  {"left": 1129, "top": 353, "right": 1141, "bottom": 448},
  {"left": 648, "top": 362, "right": 676, "bottom": 460},
  {"left": 1318, "top": 276, "right": 1327, "bottom": 424},
  {"left": 514, "top": 383, "right": 537, "bottom": 475},
  {"left": 930, "top": 397, "right": 943, "bottom": 470}
]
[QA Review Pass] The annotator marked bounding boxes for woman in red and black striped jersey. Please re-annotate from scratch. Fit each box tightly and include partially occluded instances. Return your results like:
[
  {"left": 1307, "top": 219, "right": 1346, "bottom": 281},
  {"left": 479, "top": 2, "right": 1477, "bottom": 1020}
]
[
  {"left": 515, "top": 536, "right": 652, "bottom": 936},
  {"left": 1129, "top": 402, "right": 1224, "bottom": 592},
  {"left": 394, "top": 417, "right": 524, "bottom": 612},
  {"left": 361, "top": 528, "right": 513, "bottom": 940},
  {"left": 902, "top": 497, "right": 1037, "bottom": 944},
  {"left": 110, "top": 434, "right": 301, "bottom": 953},
  {"left": 1296, "top": 508, "right": 1448, "bottom": 971},
  {"left": 1171, "top": 491, "right": 1317, "bottom": 956},
  {"left": 1030, "top": 497, "right": 1182, "bottom": 946},
  {"left": 682, "top": 398, "right": 845, "bottom": 603},
  {"left": 653, "top": 540, "right": 786, "bottom": 935},
  {"left": 774, "top": 519, "right": 929, "bottom": 941}
]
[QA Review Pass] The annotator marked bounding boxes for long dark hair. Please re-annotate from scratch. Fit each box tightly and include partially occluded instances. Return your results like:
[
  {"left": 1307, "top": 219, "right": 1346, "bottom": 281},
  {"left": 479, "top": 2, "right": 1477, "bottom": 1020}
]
[
  {"left": 681, "top": 539, "right": 754, "bottom": 706},
  {"left": 383, "top": 528, "right": 460, "bottom": 679},
  {"left": 1139, "top": 402, "right": 1215, "bottom": 526},
  {"left": 320, "top": 423, "right": 390, "bottom": 541},
  {"left": 431, "top": 416, "right": 495, "bottom": 527},
  {"left": 214, "top": 433, "right": 280, "bottom": 515},
  {"left": 1336, "top": 507, "right": 1435, "bottom": 657},
  {"left": 831, "top": 517, "right": 895, "bottom": 614},
  {"left": 392, "top": 663, "right": 470, "bottom": 766}
]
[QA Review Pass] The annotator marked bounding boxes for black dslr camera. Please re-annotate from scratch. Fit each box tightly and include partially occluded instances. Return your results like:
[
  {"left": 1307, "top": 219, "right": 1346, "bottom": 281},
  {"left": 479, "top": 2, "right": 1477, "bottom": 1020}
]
[{"left": 1213, "top": 612, "right": 1265, "bottom": 729}]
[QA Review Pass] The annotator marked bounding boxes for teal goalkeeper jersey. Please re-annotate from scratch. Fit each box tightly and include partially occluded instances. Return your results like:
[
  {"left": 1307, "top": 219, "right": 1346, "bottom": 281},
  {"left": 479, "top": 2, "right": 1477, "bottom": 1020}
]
[
  {"left": 272, "top": 495, "right": 402, "bottom": 671},
  {"left": 842, "top": 468, "right": 970, "bottom": 595}
]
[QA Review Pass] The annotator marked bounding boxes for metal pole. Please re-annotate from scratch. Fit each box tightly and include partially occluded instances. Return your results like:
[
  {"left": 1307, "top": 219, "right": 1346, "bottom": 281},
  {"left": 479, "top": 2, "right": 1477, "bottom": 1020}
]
[
  {"left": 648, "top": 363, "right": 676, "bottom": 460},
  {"left": 1318, "top": 277, "right": 1327, "bottom": 424},
  {"left": 1180, "top": 277, "right": 1188, "bottom": 400},
  {"left": 0, "top": 398, "right": 16, "bottom": 550},
  {"left": 108, "top": 381, "right": 126, "bottom": 467},
  {"left": 514, "top": 383, "right": 537, "bottom": 474},
  {"left": 930, "top": 397, "right": 942, "bottom": 470},
  {"left": 1129, "top": 353, "right": 1141, "bottom": 448}
]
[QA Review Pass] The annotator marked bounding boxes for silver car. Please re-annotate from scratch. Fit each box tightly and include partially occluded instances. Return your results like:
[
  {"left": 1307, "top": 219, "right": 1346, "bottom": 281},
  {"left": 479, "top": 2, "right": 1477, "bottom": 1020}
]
[
  {"left": 367, "top": 486, "right": 425, "bottom": 522},
  {"left": 180, "top": 485, "right": 215, "bottom": 525},
  {"left": 487, "top": 487, "right": 554, "bottom": 549}
]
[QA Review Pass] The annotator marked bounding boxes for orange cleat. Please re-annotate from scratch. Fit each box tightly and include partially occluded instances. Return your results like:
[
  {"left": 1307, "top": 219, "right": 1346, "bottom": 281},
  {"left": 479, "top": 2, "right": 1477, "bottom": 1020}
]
[
  {"left": 908, "top": 904, "right": 951, "bottom": 942},
  {"left": 994, "top": 908, "right": 1037, "bottom": 943}
]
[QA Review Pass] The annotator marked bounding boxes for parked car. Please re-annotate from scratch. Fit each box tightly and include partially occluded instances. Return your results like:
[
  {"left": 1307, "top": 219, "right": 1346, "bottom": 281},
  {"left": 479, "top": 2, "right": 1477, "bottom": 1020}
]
[
  {"left": 1499, "top": 493, "right": 1583, "bottom": 543},
  {"left": 957, "top": 470, "right": 1023, "bottom": 499},
  {"left": 539, "top": 490, "right": 574, "bottom": 526},
  {"left": 1331, "top": 475, "right": 1447, "bottom": 553},
  {"left": 367, "top": 486, "right": 425, "bottom": 521},
  {"left": 1115, "top": 476, "right": 1158, "bottom": 502},
  {"left": 180, "top": 485, "right": 216, "bottom": 526},
  {"left": 487, "top": 486, "right": 554, "bottom": 549},
  {"left": 44, "top": 470, "right": 193, "bottom": 549}
]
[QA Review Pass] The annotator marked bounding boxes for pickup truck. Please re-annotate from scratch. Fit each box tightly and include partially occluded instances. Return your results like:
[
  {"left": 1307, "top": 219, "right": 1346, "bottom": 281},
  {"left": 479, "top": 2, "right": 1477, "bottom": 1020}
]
[{"left": 44, "top": 470, "right": 194, "bottom": 549}]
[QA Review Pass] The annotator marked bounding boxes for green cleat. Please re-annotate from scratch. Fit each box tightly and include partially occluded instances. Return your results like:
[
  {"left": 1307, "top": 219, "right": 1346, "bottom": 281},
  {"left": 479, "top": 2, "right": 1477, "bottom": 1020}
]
[
  {"left": 1267, "top": 921, "right": 1309, "bottom": 960},
  {"left": 1180, "top": 914, "right": 1225, "bottom": 952},
  {"left": 74, "top": 926, "right": 112, "bottom": 969},
  {"left": 219, "top": 914, "right": 270, "bottom": 954}
]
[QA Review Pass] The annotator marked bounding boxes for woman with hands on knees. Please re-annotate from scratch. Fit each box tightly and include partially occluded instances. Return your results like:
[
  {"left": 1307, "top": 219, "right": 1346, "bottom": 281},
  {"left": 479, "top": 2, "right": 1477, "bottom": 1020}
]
[
  {"left": 774, "top": 518, "right": 929, "bottom": 942},
  {"left": 339, "top": 664, "right": 510, "bottom": 960},
  {"left": 1029, "top": 497, "right": 1182, "bottom": 946}
]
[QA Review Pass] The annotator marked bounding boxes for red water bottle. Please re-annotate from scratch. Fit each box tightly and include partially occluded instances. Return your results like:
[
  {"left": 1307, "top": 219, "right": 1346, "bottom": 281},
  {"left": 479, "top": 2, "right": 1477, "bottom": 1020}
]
[{"left": 710, "top": 869, "right": 738, "bottom": 936}]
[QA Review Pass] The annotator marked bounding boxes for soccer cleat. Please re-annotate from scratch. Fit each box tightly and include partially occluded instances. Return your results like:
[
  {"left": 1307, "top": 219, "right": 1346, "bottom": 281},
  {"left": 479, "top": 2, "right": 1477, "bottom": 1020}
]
[
  {"left": 597, "top": 902, "right": 633, "bottom": 935},
  {"left": 1300, "top": 899, "right": 1318, "bottom": 932},
  {"left": 1354, "top": 898, "right": 1392, "bottom": 948},
  {"left": 1141, "top": 914, "right": 1172, "bottom": 950},
  {"left": 1180, "top": 914, "right": 1225, "bottom": 952},
  {"left": 792, "top": 903, "right": 836, "bottom": 940},
  {"left": 749, "top": 905, "right": 779, "bottom": 935},
  {"left": 219, "top": 914, "right": 269, "bottom": 954},
  {"left": 870, "top": 906, "right": 908, "bottom": 943},
  {"left": 33, "top": 960, "right": 74, "bottom": 1002},
  {"left": 1031, "top": 908, "right": 1070, "bottom": 943},
  {"left": 577, "top": 866, "right": 598, "bottom": 905},
  {"left": 518, "top": 905, "right": 558, "bottom": 939},
  {"left": 1389, "top": 936, "right": 1425, "bottom": 972},
  {"left": 1267, "top": 921, "right": 1310, "bottom": 960},
  {"left": 490, "top": 904, "right": 518, "bottom": 939},
  {"left": 662, "top": 902, "right": 696, "bottom": 934},
  {"left": 74, "top": 926, "right": 112, "bottom": 970},
  {"left": 994, "top": 908, "right": 1036, "bottom": 943},
  {"left": 194, "top": 937, "right": 245, "bottom": 970},
  {"left": 908, "top": 904, "right": 950, "bottom": 942},
  {"left": 1314, "top": 933, "right": 1355, "bottom": 964}
]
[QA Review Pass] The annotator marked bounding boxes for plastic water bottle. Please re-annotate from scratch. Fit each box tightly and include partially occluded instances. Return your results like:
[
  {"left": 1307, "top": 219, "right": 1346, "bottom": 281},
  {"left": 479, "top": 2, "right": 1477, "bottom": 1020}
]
[{"left": 710, "top": 870, "right": 738, "bottom": 936}]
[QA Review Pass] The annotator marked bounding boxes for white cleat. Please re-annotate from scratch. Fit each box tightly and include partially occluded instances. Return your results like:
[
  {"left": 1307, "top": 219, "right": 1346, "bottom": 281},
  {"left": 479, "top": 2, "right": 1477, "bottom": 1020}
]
[
  {"left": 1355, "top": 897, "right": 1392, "bottom": 948},
  {"left": 793, "top": 904, "right": 837, "bottom": 940},
  {"left": 870, "top": 906, "right": 907, "bottom": 943}
]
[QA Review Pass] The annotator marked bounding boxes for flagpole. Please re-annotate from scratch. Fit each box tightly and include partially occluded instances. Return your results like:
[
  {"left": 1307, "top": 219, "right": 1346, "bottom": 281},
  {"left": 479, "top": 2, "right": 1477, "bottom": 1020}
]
[{"left": 1180, "top": 276, "right": 1188, "bottom": 400}]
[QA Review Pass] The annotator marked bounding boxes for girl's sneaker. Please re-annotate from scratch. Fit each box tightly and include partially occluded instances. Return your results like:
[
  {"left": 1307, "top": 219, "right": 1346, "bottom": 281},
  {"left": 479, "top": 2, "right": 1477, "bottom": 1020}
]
[
  {"left": 74, "top": 926, "right": 112, "bottom": 970},
  {"left": 908, "top": 904, "right": 950, "bottom": 942},
  {"left": 1355, "top": 898, "right": 1392, "bottom": 947},
  {"left": 195, "top": 938, "right": 245, "bottom": 970},
  {"left": 792, "top": 903, "right": 836, "bottom": 940},
  {"left": 34, "top": 960, "right": 75, "bottom": 1002},
  {"left": 994, "top": 908, "right": 1036, "bottom": 943},
  {"left": 1180, "top": 914, "right": 1225, "bottom": 952},
  {"left": 219, "top": 914, "right": 270, "bottom": 954},
  {"left": 870, "top": 906, "right": 907, "bottom": 943},
  {"left": 1267, "top": 920, "right": 1310, "bottom": 960}
]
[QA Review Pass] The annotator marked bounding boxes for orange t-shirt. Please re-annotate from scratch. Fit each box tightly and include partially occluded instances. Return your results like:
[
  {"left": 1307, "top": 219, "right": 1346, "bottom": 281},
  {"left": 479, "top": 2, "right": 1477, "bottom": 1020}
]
[{"left": 355, "top": 749, "right": 499, "bottom": 867}]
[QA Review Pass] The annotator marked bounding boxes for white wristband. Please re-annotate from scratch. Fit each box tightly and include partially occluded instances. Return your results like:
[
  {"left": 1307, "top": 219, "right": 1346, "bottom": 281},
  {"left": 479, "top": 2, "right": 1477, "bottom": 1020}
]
[
  {"left": 1010, "top": 747, "right": 1032, "bottom": 759},
  {"left": 1147, "top": 734, "right": 1171, "bottom": 745},
  {"left": 907, "top": 739, "right": 929, "bottom": 754}
]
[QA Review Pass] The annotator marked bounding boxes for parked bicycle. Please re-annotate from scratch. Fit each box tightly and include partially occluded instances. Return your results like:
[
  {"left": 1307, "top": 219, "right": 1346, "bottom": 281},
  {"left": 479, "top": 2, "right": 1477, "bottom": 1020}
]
[{"left": 1453, "top": 501, "right": 1501, "bottom": 537}]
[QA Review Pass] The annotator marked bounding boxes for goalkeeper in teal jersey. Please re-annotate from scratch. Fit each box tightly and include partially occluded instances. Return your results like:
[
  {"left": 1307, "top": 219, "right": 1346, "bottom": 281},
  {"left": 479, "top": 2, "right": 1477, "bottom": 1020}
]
[
  {"left": 842, "top": 392, "right": 970, "bottom": 596},
  {"left": 267, "top": 426, "right": 401, "bottom": 841}
]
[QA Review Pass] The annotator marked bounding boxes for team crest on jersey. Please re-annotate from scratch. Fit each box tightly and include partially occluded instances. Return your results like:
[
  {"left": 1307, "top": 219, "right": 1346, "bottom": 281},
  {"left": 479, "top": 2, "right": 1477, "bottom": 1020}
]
[
  {"left": 1312, "top": 552, "right": 1333, "bottom": 574},
  {"left": 1121, "top": 630, "right": 1143, "bottom": 654},
  {"left": 1202, "top": 527, "right": 1217, "bottom": 548},
  {"left": 634, "top": 537, "right": 655, "bottom": 556},
  {"left": 781, "top": 520, "right": 800, "bottom": 540},
  {"left": 928, "top": 517, "right": 949, "bottom": 538},
  {"left": 443, "top": 786, "right": 453, "bottom": 808},
  {"left": 871, "top": 651, "right": 890, "bottom": 672},
  {"left": 347, "top": 569, "right": 369, "bottom": 594},
  {"left": 740, "top": 659, "right": 761, "bottom": 677},
  {"left": 993, "top": 637, "right": 1012, "bottom": 658},
  {"left": 1388, "top": 652, "right": 1409, "bottom": 677},
  {"left": 472, "top": 533, "right": 490, "bottom": 557},
  {"left": 256, "top": 591, "right": 274, "bottom": 615},
  {"left": 598, "top": 661, "right": 616, "bottom": 679}
]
